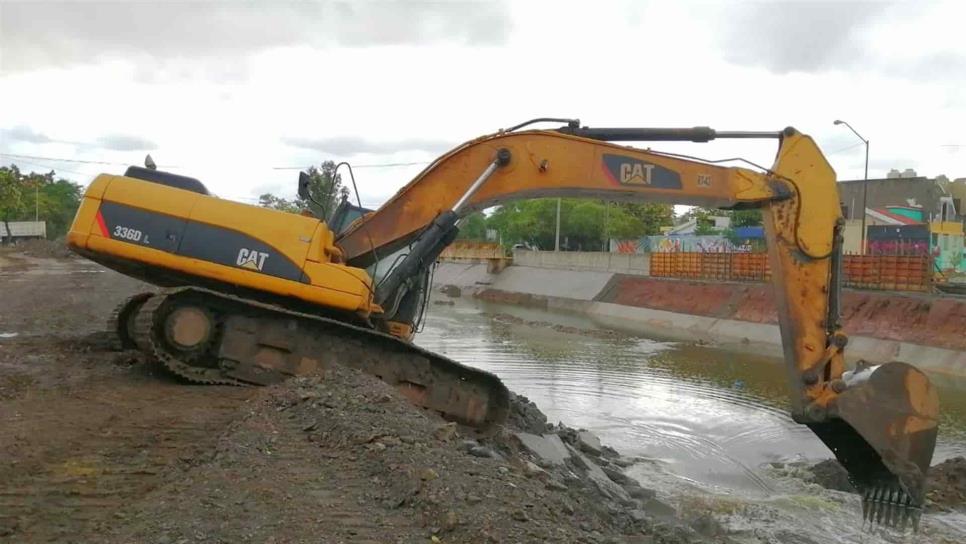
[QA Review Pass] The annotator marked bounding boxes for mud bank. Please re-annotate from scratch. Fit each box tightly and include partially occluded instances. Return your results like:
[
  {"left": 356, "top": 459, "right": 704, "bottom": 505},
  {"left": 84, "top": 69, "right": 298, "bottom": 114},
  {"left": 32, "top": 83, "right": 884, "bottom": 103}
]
[
  {"left": 795, "top": 457, "right": 966, "bottom": 513},
  {"left": 435, "top": 263, "right": 966, "bottom": 377}
]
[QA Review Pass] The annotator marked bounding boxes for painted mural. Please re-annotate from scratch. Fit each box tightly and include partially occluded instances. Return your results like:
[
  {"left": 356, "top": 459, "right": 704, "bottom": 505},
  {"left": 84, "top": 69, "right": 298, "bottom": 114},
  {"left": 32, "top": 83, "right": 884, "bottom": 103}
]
[{"left": 611, "top": 235, "right": 762, "bottom": 254}]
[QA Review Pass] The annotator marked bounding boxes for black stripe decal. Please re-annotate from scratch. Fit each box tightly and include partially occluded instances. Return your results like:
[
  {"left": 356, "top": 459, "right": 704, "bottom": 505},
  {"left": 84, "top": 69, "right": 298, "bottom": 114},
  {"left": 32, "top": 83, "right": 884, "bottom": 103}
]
[{"left": 98, "top": 201, "right": 307, "bottom": 283}]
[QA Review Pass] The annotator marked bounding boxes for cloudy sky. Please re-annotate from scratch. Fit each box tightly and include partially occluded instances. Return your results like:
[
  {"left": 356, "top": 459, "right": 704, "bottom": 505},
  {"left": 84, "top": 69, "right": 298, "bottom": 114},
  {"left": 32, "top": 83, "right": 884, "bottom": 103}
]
[{"left": 1, "top": 0, "right": 963, "bottom": 208}]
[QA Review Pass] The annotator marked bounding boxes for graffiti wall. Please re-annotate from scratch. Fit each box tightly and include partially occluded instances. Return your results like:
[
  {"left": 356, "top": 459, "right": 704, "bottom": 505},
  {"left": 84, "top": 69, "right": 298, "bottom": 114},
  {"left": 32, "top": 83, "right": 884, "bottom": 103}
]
[{"left": 611, "top": 235, "right": 763, "bottom": 254}]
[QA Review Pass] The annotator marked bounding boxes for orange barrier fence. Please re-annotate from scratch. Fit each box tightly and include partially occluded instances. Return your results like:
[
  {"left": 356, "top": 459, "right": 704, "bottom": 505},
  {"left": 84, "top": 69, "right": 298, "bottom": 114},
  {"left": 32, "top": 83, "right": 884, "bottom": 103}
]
[
  {"left": 650, "top": 253, "right": 772, "bottom": 282},
  {"left": 842, "top": 254, "right": 932, "bottom": 292},
  {"left": 650, "top": 252, "right": 932, "bottom": 291}
]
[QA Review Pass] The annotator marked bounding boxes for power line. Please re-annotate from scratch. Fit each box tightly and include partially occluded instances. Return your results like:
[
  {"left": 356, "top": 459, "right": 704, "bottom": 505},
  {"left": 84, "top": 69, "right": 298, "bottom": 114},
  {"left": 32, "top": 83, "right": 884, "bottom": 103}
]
[
  {"left": 0, "top": 152, "right": 178, "bottom": 168},
  {"left": 827, "top": 141, "right": 866, "bottom": 154},
  {"left": 271, "top": 161, "right": 428, "bottom": 171},
  {"left": 4, "top": 157, "right": 91, "bottom": 178},
  {"left": 0, "top": 152, "right": 128, "bottom": 166},
  {"left": 1, "top": 151, "right": 423, "bottom": 172}
]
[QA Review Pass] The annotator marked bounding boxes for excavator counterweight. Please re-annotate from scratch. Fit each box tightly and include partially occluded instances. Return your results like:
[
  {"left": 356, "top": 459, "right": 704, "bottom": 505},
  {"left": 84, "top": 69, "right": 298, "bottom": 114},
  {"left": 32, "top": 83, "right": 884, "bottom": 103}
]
[{"left": 67, "top": 120, "right": 939, "bottom": 528}]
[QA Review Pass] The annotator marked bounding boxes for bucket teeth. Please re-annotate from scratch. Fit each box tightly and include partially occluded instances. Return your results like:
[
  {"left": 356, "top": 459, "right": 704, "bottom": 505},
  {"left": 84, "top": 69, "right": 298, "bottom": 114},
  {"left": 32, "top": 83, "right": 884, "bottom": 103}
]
[{"left": 860, "top": 484, "right": 922, "bottom": 532}]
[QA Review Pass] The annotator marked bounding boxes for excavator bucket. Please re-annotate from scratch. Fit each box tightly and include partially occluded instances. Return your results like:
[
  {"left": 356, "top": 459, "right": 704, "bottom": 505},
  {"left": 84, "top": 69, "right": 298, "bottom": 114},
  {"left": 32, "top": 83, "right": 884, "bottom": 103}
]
[{"left": 807, "top": 361, "right": 939, "bottom": 530}]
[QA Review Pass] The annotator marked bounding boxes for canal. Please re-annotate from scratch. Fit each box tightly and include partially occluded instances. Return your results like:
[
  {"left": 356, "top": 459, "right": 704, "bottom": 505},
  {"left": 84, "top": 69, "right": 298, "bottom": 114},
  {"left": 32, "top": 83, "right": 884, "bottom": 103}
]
[{"left": 416, "top": 296, "right": 966, "bottom": 542}]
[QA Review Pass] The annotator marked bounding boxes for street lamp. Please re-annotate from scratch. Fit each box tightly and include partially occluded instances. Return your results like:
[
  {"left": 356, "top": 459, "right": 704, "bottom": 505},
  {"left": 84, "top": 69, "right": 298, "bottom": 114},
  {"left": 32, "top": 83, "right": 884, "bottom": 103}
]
[{"left": 834, "top": 119, "right": 870, "bottom": 253}]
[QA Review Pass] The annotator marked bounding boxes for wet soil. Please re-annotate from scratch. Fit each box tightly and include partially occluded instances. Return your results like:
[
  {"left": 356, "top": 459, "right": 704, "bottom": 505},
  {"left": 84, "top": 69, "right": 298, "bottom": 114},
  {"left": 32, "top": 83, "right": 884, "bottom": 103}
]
[
  {"left": 0, "top": 252, "right": 703, "bottom": 543},
  {"left": 926, "top": 457, "right": 966, "bottom": 512},
  {"left": 801, "top": 458, "right": 966, "bottom": 512}
]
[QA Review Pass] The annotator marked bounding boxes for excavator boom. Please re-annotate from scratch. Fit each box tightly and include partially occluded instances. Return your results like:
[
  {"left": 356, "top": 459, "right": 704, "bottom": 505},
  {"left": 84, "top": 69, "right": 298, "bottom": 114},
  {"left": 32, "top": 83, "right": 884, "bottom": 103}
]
[{"left": 338, "top": 122, "right": 939, "bottom": 527}]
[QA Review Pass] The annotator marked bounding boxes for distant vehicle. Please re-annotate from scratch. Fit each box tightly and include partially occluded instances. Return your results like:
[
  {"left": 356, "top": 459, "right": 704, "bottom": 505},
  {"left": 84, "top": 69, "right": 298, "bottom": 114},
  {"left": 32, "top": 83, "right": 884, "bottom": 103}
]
[{"left": 512, "top": 242, "right": 537, "bottom": 250}]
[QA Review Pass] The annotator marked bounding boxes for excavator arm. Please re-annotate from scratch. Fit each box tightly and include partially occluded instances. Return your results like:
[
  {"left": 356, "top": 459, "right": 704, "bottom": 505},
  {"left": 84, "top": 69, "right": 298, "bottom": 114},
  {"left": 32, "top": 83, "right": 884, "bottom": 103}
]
[{"left": 336, "top": 122, "right": 938, "bottom": 527}]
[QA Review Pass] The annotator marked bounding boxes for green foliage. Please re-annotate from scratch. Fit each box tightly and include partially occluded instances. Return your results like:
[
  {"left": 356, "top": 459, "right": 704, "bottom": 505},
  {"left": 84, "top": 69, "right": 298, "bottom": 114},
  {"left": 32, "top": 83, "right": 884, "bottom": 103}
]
[
  {"left": 486, "top": 198, "right": 671, "bottom": 250},
  {"left": 456, "top": 212, "right": 487, "bottom": 241},
  {"left": 0, "top": 165, "right": 28, "bottom": 221},
  {"left": 618, "top": 203, "right": 674, "bottom": 236},
  {"left": 728, "top": 209, "right": 762, "bottom": 227},
  {"left": 0, "top": 165, "right": 82, "bottom": 240},
  {"left": 689, "top": 207, "right": 719, "bottom": 235},
  {"left": 259, "top": 160, "right": 349, "bottom": 219},
  {"left": 300, "top": 161, "right": 350, "bottom": 220},
  {"left": 257, "top": 193, "right": 301, "bottom": 214}
]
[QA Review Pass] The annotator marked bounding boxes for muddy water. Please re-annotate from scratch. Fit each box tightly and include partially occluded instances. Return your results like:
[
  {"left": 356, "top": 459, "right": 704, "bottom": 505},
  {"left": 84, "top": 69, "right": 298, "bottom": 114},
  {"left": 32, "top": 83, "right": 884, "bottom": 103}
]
[{"left": 417, "top": 297, "right": 966, "bottom": 543}]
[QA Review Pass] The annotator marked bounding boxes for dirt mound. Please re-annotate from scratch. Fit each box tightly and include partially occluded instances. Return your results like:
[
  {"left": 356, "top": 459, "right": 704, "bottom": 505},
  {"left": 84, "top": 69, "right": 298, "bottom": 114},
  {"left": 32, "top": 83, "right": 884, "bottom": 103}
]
[
  {"left": 102, "top": 366, "right": 707, "bottom": 544},
  {"left": 807, "top": 459, "right": 856, "bottom": 493},
  {"left": 800, "top": 457, "right": 966, "bottom": 512},
  {"left": 16, "top": 237, "right": 74, "bottom": 259},
  {"left": 926, "top": 456, "right": 966, "bottom": 511}
]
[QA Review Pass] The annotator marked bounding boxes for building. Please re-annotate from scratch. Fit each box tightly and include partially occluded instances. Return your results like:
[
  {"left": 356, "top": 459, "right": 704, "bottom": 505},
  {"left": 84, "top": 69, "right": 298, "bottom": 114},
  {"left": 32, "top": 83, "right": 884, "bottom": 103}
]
[
  {"left": 838, "top": 175, "right": 964, "bottom": 271},
  {"left": 837, "top": 175, "right": 960, "bottom": 223}
]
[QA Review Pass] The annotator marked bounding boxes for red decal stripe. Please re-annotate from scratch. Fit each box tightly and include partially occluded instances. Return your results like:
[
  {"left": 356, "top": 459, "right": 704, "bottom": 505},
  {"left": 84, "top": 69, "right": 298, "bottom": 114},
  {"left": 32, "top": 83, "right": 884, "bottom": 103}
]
[
  {"left": 95, "top": 209, "right": 110, "bottom": 237},
  {"left": 601, "top": 162, "right": 620, "bottom": 186}
]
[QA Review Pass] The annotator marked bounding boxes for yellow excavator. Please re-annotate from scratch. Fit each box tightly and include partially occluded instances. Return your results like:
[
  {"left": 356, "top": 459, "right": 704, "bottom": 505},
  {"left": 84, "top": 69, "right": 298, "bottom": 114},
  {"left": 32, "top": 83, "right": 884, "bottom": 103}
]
[{"left": 67, "top": 119, "right": 938, "bottom": 528}]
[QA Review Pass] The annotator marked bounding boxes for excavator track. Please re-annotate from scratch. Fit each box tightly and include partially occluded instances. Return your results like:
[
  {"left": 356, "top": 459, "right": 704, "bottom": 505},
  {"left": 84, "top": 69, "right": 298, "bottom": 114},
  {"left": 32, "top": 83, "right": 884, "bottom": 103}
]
[
  {"left": 123, "top": 286, "right": 510, "bottom": 427},
  {"left": 132, "top": 293, "right": 245, "bottom": 386},
  {"left": 108, "top": 292, "right": 155, "bottom": 351}
]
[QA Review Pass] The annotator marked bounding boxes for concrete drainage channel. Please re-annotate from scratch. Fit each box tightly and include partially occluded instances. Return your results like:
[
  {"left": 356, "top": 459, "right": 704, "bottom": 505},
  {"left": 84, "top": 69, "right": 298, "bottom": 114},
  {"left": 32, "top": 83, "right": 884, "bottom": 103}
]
[{"left": 433, "top": 261, "right": 966, "bottom": 379}]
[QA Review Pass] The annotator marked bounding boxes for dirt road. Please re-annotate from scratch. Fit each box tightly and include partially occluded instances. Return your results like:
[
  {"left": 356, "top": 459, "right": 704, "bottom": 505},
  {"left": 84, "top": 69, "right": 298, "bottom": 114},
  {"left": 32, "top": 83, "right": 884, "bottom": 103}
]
[{"left": 0, "top": 253, "right": 256, "bottom": 541}]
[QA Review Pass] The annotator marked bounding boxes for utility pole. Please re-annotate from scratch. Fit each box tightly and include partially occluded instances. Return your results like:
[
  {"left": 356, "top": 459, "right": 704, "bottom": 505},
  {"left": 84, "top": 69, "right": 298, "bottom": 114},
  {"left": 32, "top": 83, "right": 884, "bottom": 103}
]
[
  {"left": 834, "top": 120, "right": 870, "bottom": 253},
  {"left": 603, "top": 201, "right": 609, "bottom": 251},
  {"left": 555, "top": 198, "right": 561, "bottom": 252},
  {"left": 35, "top": 185, "right": 39, "bottom": 221}
]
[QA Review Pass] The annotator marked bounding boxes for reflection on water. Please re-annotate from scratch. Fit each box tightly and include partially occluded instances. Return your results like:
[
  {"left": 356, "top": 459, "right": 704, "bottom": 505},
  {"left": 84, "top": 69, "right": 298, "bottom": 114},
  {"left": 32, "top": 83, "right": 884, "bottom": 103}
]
[{"left": 415, "top": 297, "right": 966, "bottom": 541}]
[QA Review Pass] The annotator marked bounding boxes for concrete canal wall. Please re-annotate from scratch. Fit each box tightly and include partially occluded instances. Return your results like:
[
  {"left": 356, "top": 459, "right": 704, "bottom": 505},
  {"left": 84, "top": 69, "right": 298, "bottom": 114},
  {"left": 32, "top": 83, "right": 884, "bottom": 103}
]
[
  {"left": 511, "top": 249, "right": 650, "bottom": 276},
  {"left": 434, "top": 262, "right": 966, "bottom": 377}
]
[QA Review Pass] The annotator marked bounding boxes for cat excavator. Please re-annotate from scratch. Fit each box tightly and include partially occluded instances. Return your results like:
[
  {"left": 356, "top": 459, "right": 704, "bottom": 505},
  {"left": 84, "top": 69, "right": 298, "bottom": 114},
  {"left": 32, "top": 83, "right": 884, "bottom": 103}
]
[{"left": 67, "top": 119, "right": 939, "bottom": 528}]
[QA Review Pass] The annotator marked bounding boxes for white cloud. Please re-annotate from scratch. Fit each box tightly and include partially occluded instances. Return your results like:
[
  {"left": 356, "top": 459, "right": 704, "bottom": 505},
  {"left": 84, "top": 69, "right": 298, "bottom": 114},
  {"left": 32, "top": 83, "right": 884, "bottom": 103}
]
[{"left": 1, "top": 0, "right": 963, "bottom": 208}]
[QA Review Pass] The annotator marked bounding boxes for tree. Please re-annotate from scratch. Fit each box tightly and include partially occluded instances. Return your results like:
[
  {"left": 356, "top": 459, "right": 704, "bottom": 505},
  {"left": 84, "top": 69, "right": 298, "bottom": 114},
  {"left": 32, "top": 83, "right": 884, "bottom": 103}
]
[
  {"left": 257, "top": 193, "right": 301, "bottom": 214},
  {"left": 299, "top": 161, "right": 350, "bottom": 220},
  {"left": 485, "top": 198, "right": 660, "bottom": 250},
  {"left": 617, "top": 203, "right": 674, "bottom": 235},
  {"left": 0, "top": 165, "right": 82, "bottom": 241},
  {"left": 728, "top": 209, "right": 762, "bottom": 228},
  {"left": 0, "top": 166, "right": 27, "bottom": 243},
  {"left": 258, "top": 161, "right": 350, "bottom": 219},
  {"left": 688, "top": 207, "right": 719, "bottom": 235},
  {"left": 456, "top": 212, "right": 487, "bottom": 241}
]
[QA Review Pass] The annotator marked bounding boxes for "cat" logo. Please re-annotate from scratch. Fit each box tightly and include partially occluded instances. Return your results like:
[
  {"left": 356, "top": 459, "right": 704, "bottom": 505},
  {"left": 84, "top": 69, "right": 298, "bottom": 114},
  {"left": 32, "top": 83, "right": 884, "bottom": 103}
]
[{"left": 236, "top": 248, "right": 269, "bottom": 271}]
